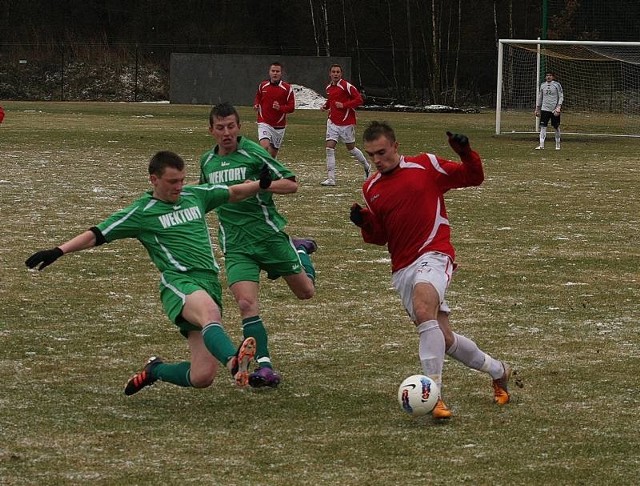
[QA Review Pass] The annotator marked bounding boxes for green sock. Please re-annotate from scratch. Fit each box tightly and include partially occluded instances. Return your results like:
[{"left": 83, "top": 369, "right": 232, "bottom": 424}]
[
  {"left": 202, "top": 322, "right": 237, "bottom": 364},
  {"left": 242, "top": 316, "right": 271, "bottom": 368},
  {"left": 297, "top": 249, "right": 316, "bottom": 282},
  {"left": 154, "top": 361, "right": 192, "bottom": 387}
]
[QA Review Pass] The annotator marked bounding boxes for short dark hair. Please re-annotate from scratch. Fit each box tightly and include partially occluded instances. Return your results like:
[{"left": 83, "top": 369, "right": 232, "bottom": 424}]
[
  {"left": 148, "top": 151, "right": 185, "bottom": 176},
  {"left": 330, "top": 63, "right": 343, "bottom": 71},
  {"left": 209, "top": 102, "right": 240, "bottom": 127},
  {"left": 270, "top": 61, "right": 283, "bottom": 68},
  {"left": 363, "top": 121, "right": 396, "bottom": 143}
]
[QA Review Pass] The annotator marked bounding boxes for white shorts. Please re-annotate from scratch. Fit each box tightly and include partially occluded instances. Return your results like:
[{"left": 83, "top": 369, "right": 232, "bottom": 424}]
[
  {"left": 391, "top": 252, "right": 454, "bottom": 322},
  {"left": 257, "top": 123, "right": 286, "bottom": 149},
  {"left": 326, "top": 120, "right": 356, "bottom": 144}
]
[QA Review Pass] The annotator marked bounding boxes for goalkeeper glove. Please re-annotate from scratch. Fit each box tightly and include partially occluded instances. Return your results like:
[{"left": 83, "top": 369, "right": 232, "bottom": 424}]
[
  {"left": 446, "top": 131, "right": 472, "bottom": 157},
  {"left": 25, "top": 247, "right": 64, "bottom": 271},
  {"left": 259, "top": 164, "right": 272, "bottom": 189},
  {"left": 350, "top": 203, "right": 364, "bottom": 227}
]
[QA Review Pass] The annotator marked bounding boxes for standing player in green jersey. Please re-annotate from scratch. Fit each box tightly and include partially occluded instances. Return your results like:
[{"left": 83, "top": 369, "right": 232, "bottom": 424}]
[
  {"left": 199, "top": 102, "right": 317, "bottom": 388},
  {"left": 25, "top": 150, "right": 273, "bottom": 394}
]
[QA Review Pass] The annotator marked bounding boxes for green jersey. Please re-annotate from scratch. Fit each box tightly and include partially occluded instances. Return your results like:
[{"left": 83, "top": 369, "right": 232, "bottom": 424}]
[
  {"left": 199, "top": 136, "right": 295, "bottom": 250},
  {"left": 96, "top": 184, "right": 230, "bottom": 274}
]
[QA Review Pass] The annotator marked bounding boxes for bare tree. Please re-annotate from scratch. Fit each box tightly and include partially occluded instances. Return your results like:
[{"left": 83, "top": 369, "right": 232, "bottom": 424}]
[
  {"left": 321, "top": 0, "right": 330, "bottom": 56},
  {"left": 443, "top": 1, "right": 453, "bottom": 104},
  {"left": 493, "top": 0, "right": 498, "bottom": 46},
  {"left": 341, "top": 0, "right": 348, "bottom": 53},
  {"left": 453, "top": 0, "right": 461, "bottom": 105},
  {"left": 406, "top": 0, "right": 414, "bottom": 91},
  {"left": 309, "top": 0, "right": 320, "bottom": 56},
  {"left": 348, "top": 0, "right": 364, "bottom": 87},
  {"left": 508, "top": 0, "right": 513, "bottom": 38},
  {"left": 425, "top": 0, "right": 442, "bottom": 104},
  {"left": 386, "top": 0, "right": 399, "bottom": 96}
]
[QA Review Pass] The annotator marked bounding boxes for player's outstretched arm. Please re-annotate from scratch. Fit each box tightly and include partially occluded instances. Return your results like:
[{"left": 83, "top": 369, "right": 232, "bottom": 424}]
[
  {"left": 266, "top": 177, "right": 298, "bottom": 195},
  {"left": 228, "top": 164, "right": 272, "bottom": 202},
  {"left": 253, "top": 163, "right": 298, "bottom": 195},
  {"left": 228, "top": 181, "right": 264, "bottom": 202},
  {"left": 26, "top": 230, "right": 98, "bottom": 271}
]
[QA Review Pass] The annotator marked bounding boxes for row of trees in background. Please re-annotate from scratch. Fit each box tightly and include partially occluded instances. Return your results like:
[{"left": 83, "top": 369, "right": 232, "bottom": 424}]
[{"left": 1, "top": 0, "right": 638, "bottom": 104}]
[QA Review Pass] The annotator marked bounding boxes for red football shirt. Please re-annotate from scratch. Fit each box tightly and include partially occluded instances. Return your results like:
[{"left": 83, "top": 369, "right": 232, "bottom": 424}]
[
  {"left": 323, "top": 78, "right": 363, "bottom": 126},
  {"left": 359, "top": 151, "right": 484, "bottom": 272},
  {"left": 254, "top": 80, "right": 295, "bottom": 128}
]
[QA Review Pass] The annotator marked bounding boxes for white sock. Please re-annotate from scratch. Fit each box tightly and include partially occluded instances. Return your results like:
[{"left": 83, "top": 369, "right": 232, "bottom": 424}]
[
  {"left": 539, "top": 126, "right": 547, "bottom": 146},
  {"left": 555, "top": 129, "right": 561, "bottom": 145},
  {"left": 348, "top": 147, "right": 369, "bottom": 169},
  {"left": 416, "top": 320, "right": 445, "bottom": 388},
  {"left": 446, "top": 333, "right": 504, "bottom": 379},
  {"left": 325, "top": 148, "right": 336, "bottom": 180}
]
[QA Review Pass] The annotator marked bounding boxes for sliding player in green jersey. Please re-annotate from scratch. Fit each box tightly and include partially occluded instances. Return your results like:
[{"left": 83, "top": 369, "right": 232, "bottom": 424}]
[
  {"left": 199, "top": 102, "right": 317, "bottom": 388},
  {"left": 26, "top": 150, "right": 272, "bottom": 395}
]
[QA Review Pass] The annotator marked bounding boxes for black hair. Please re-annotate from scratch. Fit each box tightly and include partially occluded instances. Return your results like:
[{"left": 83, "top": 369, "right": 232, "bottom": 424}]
[
  {"left": 148, "top": 151, "right": 185, "bottom": 176},
  {"left": 209, "top": 102, "right": 240, "bottom": 127}
]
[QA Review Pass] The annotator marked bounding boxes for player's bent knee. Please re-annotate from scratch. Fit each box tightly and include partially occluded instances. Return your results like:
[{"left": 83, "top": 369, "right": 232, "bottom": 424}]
[
  {"left": 235, "top": 297, "right": 258, "bottom": 316},
  {"left": 189, "top": 372, "right": 215, "bottom": 389},
  {"left": 293, "top": 283, "right": 315, "bottom": 300},
  {"left": 413, "top": 303, "right": 439, "bottom": 323},
  {"left": 296, "top": 288, "right": 315, "bottom": 300}
]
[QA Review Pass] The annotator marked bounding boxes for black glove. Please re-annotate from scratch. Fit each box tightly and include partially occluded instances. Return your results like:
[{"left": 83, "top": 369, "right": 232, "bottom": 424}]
[
  {"left": 350, "top": 203, "right": 364, "bottom": 227},
  {"left": 259, "top": 164, "right": 272, "bottom": 189},
  {"left": 25, "top": 247, "right": 64, "bottom": 271},
  {"left": 446, "top": 131, "right": 472, "bottom": 157}
]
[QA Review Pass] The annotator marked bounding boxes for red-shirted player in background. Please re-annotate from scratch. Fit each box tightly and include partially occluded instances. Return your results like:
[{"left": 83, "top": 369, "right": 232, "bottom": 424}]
[
  {"left": 254, "top": 62, "right": 295, "bottom": 158},
  {"left": 350, "top": 121, "right": 519, "bottom": 420},
  {"left": 320, "top": 64, "right": 370, "bottom": 186}
]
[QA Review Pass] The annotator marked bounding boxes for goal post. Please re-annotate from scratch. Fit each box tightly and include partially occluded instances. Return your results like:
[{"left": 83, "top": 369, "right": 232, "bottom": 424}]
[{"left": 496, "top": 39, "right": 640, "bottom": 137}]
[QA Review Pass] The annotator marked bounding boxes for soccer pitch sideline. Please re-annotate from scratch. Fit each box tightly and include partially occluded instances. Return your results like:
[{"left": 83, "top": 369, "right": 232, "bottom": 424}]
[{"left": 1, "top": 101, "right": 638, "bottom": 485}]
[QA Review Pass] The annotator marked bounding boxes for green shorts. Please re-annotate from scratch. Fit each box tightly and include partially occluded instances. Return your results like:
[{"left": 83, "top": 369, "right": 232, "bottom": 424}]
[
  {"left": 224, "top": 232, "right": 303, "bottom": 285},
  {"left": 159, "top": 269, "right": 223, "bottom": 337}
]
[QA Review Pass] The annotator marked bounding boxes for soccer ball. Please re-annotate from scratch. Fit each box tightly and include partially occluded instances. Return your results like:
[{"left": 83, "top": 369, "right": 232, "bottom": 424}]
[{"left": 397, "top": 374, "right": 440, "bottom": 417}]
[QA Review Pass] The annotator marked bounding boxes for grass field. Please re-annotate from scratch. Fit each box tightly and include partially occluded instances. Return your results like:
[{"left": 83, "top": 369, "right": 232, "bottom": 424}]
[{"left": 1, "top": 101, "right": 639, "bottom": 485}]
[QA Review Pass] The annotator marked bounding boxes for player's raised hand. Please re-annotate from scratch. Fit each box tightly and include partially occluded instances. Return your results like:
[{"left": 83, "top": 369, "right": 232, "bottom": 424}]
[
  {"left": 350, "top": 203, "right": 364, "bottom": 227},
  {"left": 25, "top": 247, "right": 63, "bottom": 271},
  {"left": 446, "top": 131, "right": 472, "bottom": 157},
  {"left": 259, "top": 163, "right": 272, "bottom": 189}
]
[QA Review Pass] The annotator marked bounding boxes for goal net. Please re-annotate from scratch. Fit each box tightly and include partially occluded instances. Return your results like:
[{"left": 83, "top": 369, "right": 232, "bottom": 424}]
[{"left": 496, "top": 40, "right": 640, "bottom": 137}]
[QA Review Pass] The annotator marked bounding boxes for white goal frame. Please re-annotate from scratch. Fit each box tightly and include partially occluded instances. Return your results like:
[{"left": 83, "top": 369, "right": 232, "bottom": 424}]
[{"left": 496, "top": 39, "right": 640, "bottom": 137}]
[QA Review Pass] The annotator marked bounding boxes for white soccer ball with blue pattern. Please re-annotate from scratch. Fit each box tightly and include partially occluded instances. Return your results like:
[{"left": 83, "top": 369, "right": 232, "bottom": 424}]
[{"left": 398, "top": 374, "right": 440, "bottom": 417}]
